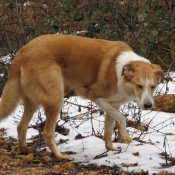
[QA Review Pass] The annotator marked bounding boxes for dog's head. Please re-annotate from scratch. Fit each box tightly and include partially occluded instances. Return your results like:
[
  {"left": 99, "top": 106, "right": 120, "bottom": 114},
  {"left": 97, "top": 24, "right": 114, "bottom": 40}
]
[{"left": 122, "top": 61, "right": 164, "bottom": 110}]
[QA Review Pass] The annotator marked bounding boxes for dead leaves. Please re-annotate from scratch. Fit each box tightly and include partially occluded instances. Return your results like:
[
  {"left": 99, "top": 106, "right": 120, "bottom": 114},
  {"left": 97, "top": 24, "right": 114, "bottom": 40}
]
[
  {"left": 23, "top": 153, "right": 33, "bottom": 163},
  {"left": 132, "top": 151, "right": 140, "bottom": 157},
  {"left": 165, "top": 133, "right": 175, "bottom": 136},
  {"left": 55, "top": 125, "right": 69, "bottom": 136},
  {"left": 62, "top": 162, "right": 75, "bottom": 169},
  {"left": 42, "top": 156, "right": 52, "bottom": 163},
  {"left": 0, "top": 131, "right": 5, "bottom": 136},
  {"left": 122, "top": 162, "right": 138, "bottom": 167},
  {"left": 52, "top": 162, "right": 75, "bottom": 173},
  {"left": 74, "top": 134, "right": 87, "bottom": 140},
  {"left": 52, "top": 165, "right": 62, "bottom": 173},
  {"left": 159, "top": 152, "right": 175, "bottom": 168},
  {"left": 152, "top": 94, "right": 175, "bottom": 113},
  {"left": 136, "top": 125, "right": 147, "bottom": 131},
  {"left": 120, "top": 169, "right": 149, "bottom": 175},
  {"left": 77, "top": 116, "right": 84, "bottom": 120},
  {"left": 127, "top": 120, "right": 148, "bottom": 131},
  {"left": 157, "top": 171, "right": 174, "bottom": 175},
  {"left": 127, "top": 120, "right": 135, "bottom": 127},
  {"left": 121, "top": 152, "right": 139, "bottom": 169},
  {"left": 133, "top": 137, "right": 154, "bottom": 145}
]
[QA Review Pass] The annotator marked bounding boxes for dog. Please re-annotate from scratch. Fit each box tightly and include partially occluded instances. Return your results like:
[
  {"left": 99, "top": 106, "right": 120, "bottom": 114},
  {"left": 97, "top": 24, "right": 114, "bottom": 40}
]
[{"left": 0, "top": 35, "right": 164, "bottom": 159}]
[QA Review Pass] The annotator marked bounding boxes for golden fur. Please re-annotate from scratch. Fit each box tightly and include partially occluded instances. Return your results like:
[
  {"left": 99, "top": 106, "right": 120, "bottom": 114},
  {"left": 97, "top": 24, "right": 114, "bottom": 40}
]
[{"left": 0, "top": 35, "right": 164, "bottom": 159}]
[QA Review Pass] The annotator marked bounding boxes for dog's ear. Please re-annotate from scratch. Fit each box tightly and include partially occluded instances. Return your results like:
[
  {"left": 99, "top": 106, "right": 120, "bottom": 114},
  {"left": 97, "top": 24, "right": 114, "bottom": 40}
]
[
  {"left": 153, "top": 64, "right": 164, "bottom": 83},
  {"left": 121, "top": 64, "right": 134, "bottom": 80}
]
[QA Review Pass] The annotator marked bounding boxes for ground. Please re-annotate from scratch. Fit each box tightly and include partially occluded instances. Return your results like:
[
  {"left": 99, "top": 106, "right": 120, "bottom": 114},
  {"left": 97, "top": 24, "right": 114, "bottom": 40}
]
[
  {"left": 0, "top": 129, "right": 174, "bottom": 175},
  {"left": 1, "top": 86, "right": 175, "bottom": 175}
]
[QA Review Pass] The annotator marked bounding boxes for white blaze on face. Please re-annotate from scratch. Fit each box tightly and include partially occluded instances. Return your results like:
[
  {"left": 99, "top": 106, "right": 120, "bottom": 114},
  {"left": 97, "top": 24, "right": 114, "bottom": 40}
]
[{"left": 140, "top": 73, "right": 154, "bottom": 109}]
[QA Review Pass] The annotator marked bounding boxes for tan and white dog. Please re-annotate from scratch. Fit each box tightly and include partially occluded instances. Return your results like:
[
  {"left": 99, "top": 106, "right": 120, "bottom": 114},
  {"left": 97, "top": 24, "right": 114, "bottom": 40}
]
[{"left": 0, "top": 35, "right": 164, "bottom": 159}]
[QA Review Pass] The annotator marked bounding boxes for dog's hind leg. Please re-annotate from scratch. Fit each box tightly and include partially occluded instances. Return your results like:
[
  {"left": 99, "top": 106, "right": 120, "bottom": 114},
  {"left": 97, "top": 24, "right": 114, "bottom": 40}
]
[
  {"left": 17, "top": 97, "right": 37, "bottom": 154},
  {"left": 43, "top": 98, "right": 68, "bottom": 159},
  {"left": 39, "top": 68, "right": 68, "bottom": 159},
  {"left": 20, "top": 63, "right": 68, "bottom": 159}
]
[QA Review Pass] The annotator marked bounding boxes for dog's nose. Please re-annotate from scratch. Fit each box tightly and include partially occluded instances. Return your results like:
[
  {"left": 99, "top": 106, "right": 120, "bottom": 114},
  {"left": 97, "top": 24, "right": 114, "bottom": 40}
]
[{"left": 144, "top": 103, "right": 152, "bottom": 109}]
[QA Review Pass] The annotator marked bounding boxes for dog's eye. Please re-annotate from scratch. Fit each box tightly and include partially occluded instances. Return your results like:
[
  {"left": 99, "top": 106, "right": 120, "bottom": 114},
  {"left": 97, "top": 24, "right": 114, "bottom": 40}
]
[
  {"left": 151, "top": 86, "right": 155, "bottom": 89},
  {"left": 136, "top": 84, "right": 142, "bottom": 88}
]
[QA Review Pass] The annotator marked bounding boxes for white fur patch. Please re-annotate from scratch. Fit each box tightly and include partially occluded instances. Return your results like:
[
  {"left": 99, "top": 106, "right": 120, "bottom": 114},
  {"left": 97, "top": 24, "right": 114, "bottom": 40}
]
[
  {"left": 116, "top": 51, "right": 150, "bottom": 77},
  {"left": 139, "top": 73, "right": 154, "bottom": 109},
  {"left": 116, "top": 51, "right": 150, "bottom": 95}
]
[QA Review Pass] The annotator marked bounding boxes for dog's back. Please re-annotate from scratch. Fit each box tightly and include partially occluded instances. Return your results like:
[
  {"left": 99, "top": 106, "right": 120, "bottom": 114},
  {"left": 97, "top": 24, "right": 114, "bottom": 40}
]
[{"left": 16, "top": 34, "right": 132, "bottom": 99}]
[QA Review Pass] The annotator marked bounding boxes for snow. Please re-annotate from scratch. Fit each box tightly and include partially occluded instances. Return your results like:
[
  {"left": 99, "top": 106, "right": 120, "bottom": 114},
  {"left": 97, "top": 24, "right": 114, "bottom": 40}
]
[
  {"left": 0, "top": 54, "right": 12, "bottom": 65},
  {"left": 0, "top": 73, "right": 175, "bottom": 174}
]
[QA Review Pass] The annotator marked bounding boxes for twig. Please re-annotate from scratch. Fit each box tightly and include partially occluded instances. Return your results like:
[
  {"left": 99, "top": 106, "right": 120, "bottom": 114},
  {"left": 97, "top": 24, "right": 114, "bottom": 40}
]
[
  {"left": 90, "top": 102, "right": 95, "bottom": 135},
  {"left": 63, "top": 100, "right": 91, "bottom": 109},
  {"left": 94, "top": 150, "right": 109, "bottom": 159},
  {"left": 163, "top": 136, "right": 168, "bottom": 165}
]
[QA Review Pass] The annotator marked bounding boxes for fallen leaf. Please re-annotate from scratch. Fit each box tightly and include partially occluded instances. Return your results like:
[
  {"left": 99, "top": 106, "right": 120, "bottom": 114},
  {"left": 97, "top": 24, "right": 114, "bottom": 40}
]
[
  {"left": 157, "top": 170, "right": 171, "bottom": 175},
  {"left": 159, "top": 152, "right": 169, "bottom": 157},
  {"left": 9, "top": 160, "right": 19, "bottom": 167},
  {"left": 0, "top": 131, "right": 5, "bottom": 136},
  {"left": 165, "top": 133, "right": 175, "bottom": 135},
  {"left": 55, "top": 125, "right": 69, "bottom": 136},
  {"left": 62, "top": 162, "right": 75, "bottom": 169},
  {"left": 136, "top": 124, "right": 147, "bottom": 131},
  {"left": 132, "top": 151, "right": 139, "bottom": 156},
  {"left": 133, "top": 137, "right": 139, "bottom": 141},
  {"left": 52, "top": 165, "right": 62, "bottom": 173},
  {"left": 77, "top": 116, "right": 83, "bottom": 120},
  {"left": 122, "top": 162, "right": 138, "bottom": 167},
  {"left": 127, "top": 120, "right": 134, "bottom": 126},
  {"left": 74, "top": 134, "right": 86, "bottom": 140},
  {"left": 42, "top": 156, "right": 52, "bottom": 163},
  {"left": 88, "top": 171, "right": 99, "bottom": 175},
  {"left": 91, "top": 110, "right": 98, "bottom": 114},
  {"left": 139, "top": 169, "right": 148, "bottom": 174},
  {"left": 23, "top": 153, "right": 33, "bottom": 163},
  {"left": 133, "top": 137, "right": 153, "bottom": 145}
]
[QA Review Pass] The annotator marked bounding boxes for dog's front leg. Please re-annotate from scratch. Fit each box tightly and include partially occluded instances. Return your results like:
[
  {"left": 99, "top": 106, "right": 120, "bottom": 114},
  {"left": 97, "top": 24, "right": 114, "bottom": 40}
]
[
  {"left": 103, "top": 113, "right": 115, "bottom": 150},
  {"left": 95, "top": 98, "right": 131, "bottom": 150}
]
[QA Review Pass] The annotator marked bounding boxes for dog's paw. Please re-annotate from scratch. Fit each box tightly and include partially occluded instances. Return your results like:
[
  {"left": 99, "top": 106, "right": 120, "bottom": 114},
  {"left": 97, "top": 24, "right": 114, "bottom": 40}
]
[
  {"left": 105, "top": 142, "right": 116, "bottom": 151},
  {"left": 17, "top": 146, "right": 32, "bottom": 155},
  {"left": 103, "top": 137, "right": 116, "bottom": 150},
  {"left": 118, "top": 130, "right": 131, "bottom": 143},
  {"left": 56, "top": 153, "right": 73, "bottom": 160}
]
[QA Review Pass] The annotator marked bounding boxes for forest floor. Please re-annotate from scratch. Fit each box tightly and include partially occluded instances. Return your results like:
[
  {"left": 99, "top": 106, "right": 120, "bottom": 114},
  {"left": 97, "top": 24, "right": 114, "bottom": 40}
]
[{"left": 0, "top": 130, "right": 173, "bottom": 175}]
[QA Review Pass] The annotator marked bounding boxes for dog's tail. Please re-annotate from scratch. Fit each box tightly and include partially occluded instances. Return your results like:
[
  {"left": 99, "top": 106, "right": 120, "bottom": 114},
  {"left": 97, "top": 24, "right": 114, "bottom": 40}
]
[{"left": 0, "top": 53, "right": 22, "bottom": 122}]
